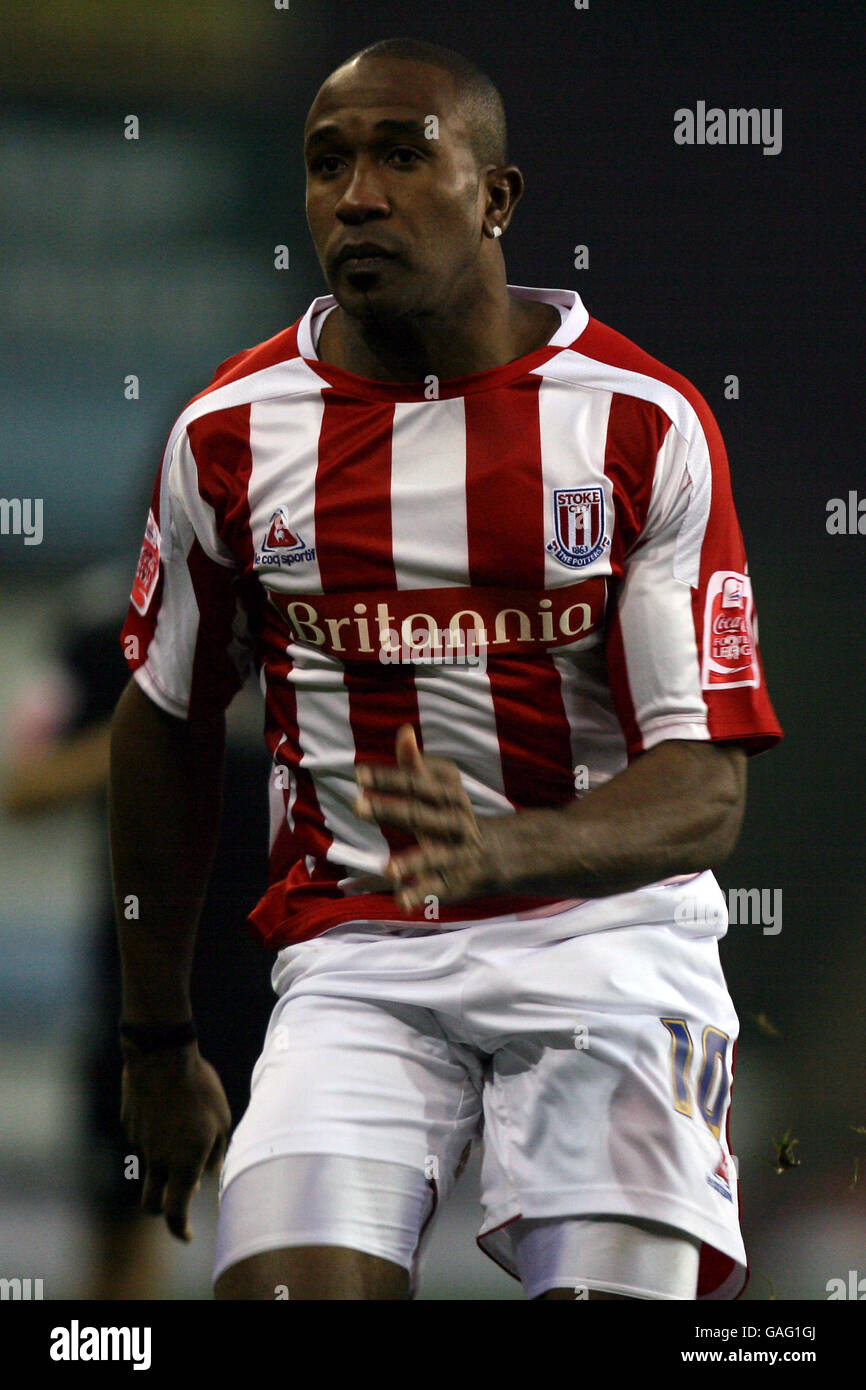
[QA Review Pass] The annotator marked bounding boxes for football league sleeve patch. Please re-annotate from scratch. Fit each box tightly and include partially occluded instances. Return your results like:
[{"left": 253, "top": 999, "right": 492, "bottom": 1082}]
[
  {"left": 608, "top": 404, "right": 781, "bottom": 757},
  {"left": 120, "top": 430, "right": 254, "bottom": 720},
  {"left": 130, "top": 508, "right": 161, "bottom": 616}
]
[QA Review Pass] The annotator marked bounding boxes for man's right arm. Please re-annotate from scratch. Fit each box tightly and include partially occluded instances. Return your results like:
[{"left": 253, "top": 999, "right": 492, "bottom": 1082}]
[
  {"left": 109, "top": 676, "right": 232, "bottom": 1240},
  {"left": 110, "top": 676, "right": 225, "bottom": 1023}
]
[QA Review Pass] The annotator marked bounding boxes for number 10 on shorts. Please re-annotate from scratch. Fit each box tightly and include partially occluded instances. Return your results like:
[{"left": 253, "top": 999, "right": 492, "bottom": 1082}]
[{"left": 661, "top": 1019, "right": 731, "bottom": 1139}]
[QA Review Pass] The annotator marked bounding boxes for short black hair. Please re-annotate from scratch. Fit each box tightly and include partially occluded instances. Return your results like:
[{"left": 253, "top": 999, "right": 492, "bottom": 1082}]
[{"left": 343, "top": 37, "right": 508, "bottom": 169}]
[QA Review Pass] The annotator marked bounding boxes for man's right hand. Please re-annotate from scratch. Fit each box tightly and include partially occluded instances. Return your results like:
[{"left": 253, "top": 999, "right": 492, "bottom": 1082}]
[{"left": 120, "top": 1043, "right": 232, "bottom": 1241}]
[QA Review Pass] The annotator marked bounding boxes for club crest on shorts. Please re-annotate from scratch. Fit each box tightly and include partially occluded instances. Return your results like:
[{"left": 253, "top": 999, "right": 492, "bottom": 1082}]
[
  {"left": 707, "top": 1149, "right": 734, "bottom": 1201},
  {"left": 546, "top": 488, "right": 610, "bottom": 568},
  {"left": 255, "top": 507, "right": 316, "bottom": 569}
]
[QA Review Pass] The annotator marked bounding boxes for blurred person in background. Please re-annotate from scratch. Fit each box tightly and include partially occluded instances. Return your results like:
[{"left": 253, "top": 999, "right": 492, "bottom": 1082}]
[{"left": 2, "top": 559, "right": 273, "bottom": 1298}]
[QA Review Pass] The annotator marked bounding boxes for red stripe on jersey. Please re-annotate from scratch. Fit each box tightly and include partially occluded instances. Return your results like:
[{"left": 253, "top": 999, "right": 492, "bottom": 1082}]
[
  {"left": 604, "top": 395, "right": 672, "bottom": 572},
  {"left": 465, "top": 381, "right": 547, "bottom": 588},
  {"left": 185, "top": 539, "right": 249, "bottom": 719},
  {"left": 602, "top": 394, "right": 672, "bottom": 758},
  {"left": 483, "top": 654, "right": 582, "bottom": 807},
  {"left": 465, "top": 384, "right": 576, "bottom": 809},
  {"left": 188, "top": 401, "right": 334, "bottom": 867},
  {"left": 315, "top": 393, "right": 397, "bottom": 591},
  {"left": 314, "top": 393, "right": 421, "bottom": 853},
  {"left": 603, "top": 606, "right": 642, "bottom": 758},
  {"left": 185, "top": 405, "right": 266, "bottom": 719},
  {"left": 185, "top": 402, "right": 271, "bottom": 709},
  {"left": 187, "top": 406, "right": 256, "bottom": 568}
]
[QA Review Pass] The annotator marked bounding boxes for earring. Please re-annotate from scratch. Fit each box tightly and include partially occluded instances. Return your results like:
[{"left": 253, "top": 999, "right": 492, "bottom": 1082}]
[{"left": 492, "top": 226, "right": 502, "bottom": 238}]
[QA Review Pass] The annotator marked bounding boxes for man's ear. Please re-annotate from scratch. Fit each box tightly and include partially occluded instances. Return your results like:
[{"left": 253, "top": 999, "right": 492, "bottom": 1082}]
[{"left": 483, "top": 164, "right": 524, "bottom": 236}]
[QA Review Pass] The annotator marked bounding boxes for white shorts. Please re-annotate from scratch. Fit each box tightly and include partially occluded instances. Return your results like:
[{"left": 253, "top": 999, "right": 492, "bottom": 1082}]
[{"left": 215, "top": 872, "right": 746, "bottom": 1299}]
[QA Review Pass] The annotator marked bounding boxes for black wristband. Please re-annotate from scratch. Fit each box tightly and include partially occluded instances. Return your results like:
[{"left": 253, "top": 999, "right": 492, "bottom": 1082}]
[{"left": 119, "top": 1020, "right": 198, "bottom": 1053}]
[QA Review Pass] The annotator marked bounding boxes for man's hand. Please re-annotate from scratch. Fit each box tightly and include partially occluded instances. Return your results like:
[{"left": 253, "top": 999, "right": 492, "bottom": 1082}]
[
  {"left": 354, "top": 725, "right": 507, "bottom": 911},
  {"left": 120, "top": 1043, "right": 232, "bottom": 1241},
  {"left": 354, "top": 731, "right": 748, "bottom": 907}
]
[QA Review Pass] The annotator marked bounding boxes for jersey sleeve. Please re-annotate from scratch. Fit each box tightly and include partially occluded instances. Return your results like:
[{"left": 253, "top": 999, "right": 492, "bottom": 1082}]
[
  {"left": 119, "top": 427, "right": 254, "bottom": 720},
  {"left": 605, "top": 396, "right": 782, "bottom": 757}
]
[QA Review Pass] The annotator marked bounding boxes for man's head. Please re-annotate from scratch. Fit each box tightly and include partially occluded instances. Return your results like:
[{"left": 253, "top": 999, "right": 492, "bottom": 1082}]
[{"left": 304, "top": 38, "right": 523, "bottom": 325}]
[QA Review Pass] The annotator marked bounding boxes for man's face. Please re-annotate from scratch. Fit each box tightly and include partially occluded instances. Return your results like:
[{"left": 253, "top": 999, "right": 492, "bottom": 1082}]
[{"left": 304, "top": 57, "right": 486, "bottom": 323}]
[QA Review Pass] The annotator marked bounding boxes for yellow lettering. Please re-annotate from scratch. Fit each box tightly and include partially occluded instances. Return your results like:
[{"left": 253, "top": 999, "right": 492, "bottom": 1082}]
[
  {"left": 324, "top": 616, "right": 351, "bottom": 651},
  {"left": 492, "top": 607, "right": 532, "bottom": 644},
  {"left": 560, "top": 602, "right": 591, "bottom": 636},
  {"left": 401, "top": 613, "right": 439, "bottom": 650},
  {"left": 286, "top": 602, "right": 325, "bottom": 645}
]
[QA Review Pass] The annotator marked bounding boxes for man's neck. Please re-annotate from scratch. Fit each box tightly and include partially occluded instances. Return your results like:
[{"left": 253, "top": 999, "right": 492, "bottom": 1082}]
[{"left": 316, "top": 288, "right": 562, "bottom": 383}]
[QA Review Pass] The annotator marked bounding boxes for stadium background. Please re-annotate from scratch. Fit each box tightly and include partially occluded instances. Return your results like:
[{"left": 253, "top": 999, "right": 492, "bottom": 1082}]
[{"left": 0, "top": 0, "right": 862, "bottom": 1299}]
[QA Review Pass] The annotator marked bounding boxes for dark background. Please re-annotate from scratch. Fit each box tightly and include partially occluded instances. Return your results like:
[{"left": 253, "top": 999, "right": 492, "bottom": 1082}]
[{"left": 0, "top": 0, "right": 862, "bottom": 1299}]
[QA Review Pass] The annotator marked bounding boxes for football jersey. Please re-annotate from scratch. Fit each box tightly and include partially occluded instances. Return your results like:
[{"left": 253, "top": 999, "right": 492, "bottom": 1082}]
[{"left": 120, "top": 285, "right": 782, "bottom": 949}]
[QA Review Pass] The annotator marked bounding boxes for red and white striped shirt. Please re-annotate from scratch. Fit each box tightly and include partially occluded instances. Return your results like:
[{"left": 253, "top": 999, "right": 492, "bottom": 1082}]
[{"left": 121, "top": 285, "right": 782, "bottom": 949}]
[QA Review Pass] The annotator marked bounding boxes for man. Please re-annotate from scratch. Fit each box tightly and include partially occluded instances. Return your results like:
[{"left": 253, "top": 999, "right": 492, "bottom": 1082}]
[{"left": 110, "top": 37, "right": 782, "bottom": 1301}]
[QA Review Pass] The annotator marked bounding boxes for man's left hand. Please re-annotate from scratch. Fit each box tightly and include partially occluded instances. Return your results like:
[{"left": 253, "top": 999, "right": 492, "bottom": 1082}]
[{"left": 353, "top": 725, "right": 508, "bottom": 911}]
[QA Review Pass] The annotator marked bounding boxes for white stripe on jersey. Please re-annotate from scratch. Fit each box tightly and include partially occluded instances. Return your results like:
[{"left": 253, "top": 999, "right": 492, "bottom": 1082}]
[
  {"left": 389, "top": 397, "right": 512, "bottom": 812},
  {"left": 287, "top": 642, "right": 392, "bottom": 876},
  {"left": 390, "top": 399, "right": 469, "bottom": 590},
  {"left": 613, "top": 425, "right": 708, "bottom": 749},
  {"left": 550, "top": 647, "right": 628, "bottom": 791},
  {"left": 412, "top": 664, "right": 512, "bottom": 815},
  {"left": 537, "top": 377, "right": 615, "bottom": 589},
  {"left": 248, "top": 392, "right": 326, "bottom": 596}
]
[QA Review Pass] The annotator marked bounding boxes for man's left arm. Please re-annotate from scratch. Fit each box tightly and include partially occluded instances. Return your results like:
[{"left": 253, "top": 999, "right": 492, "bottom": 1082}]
[
  {"left": 355, "top": 727, "right": 746, "bottom": 910},
  {"left": 475, "top": 736, "right": 748, "bottom": 899}
]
